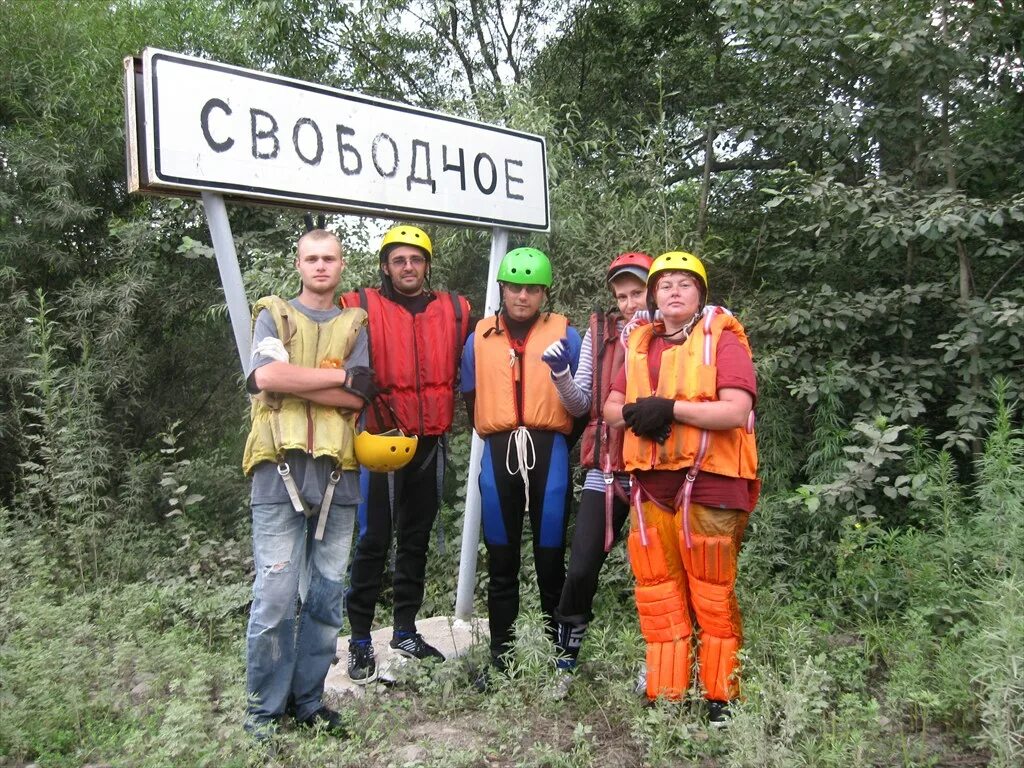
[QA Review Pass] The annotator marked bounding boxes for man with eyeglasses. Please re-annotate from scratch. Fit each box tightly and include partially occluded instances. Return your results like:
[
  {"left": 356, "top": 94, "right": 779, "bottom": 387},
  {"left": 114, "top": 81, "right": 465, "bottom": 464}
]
[
  {"left": 460, "top": 247, "right": 583, "bottom": 688},
  {"left": 340, "top": 224, "right": 471, "bottom": 684}
]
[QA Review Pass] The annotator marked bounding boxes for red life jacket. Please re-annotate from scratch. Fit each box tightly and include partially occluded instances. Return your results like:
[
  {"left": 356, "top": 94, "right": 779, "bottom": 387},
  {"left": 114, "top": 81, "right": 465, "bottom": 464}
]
[
  {"left": 579, "top": 311, "right": 627, "bottom": 471},
  {"left": 340, "top": 288, "right": 470, "bottom": 436}
]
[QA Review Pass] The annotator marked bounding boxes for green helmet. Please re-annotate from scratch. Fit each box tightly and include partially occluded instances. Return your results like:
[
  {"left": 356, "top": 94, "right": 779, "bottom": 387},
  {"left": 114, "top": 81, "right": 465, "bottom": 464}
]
[{"left": 497, "top": 247, "right": 552, "bottom": 287}]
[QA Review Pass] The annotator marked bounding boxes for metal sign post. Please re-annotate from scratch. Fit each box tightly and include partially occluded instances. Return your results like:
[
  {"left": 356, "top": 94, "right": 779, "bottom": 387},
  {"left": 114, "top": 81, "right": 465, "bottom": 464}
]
[
  {"left": 201, "top": 192, "right": 251, "bottom": 375},
  {"left": 454, "top": 227, "right": 507, "bottom": 621}
]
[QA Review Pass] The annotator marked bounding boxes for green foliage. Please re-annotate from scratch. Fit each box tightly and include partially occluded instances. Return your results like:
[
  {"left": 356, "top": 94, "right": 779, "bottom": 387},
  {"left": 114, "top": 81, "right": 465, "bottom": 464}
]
[{"left": 968, "top": 576, "right": 1024, "bottom": 767}]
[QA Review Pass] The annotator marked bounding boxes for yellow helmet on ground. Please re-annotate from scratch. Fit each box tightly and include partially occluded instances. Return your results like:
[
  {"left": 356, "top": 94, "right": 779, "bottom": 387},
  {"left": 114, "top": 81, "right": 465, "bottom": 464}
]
[
  {"left": 648, "top": 251, "right": 708, "bottom": 293},
  {"left": 380, "top": 225, "right": 432, "bottom": 259},
  {"left": 354, "top": 429, "right": 418, "bottom": 472}
]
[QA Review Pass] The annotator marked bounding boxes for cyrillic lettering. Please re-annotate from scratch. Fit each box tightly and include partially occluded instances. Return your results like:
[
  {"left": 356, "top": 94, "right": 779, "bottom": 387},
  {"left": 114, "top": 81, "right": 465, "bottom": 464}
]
[
  {"left": 336, "top": 125, "right": 362, "bottom": 175},
  {"left": 442, "top": 146, "right": 466, "bottom": 191},
  {"left": 473, "top": 152, "right": 497, "bottom": 195},
  {"left": 504, "top": 158, "right": 525, "bottom": 200},
  {"left": 372, "top": 133, "right": 399, "bottom": 178},
  {"left": 250, "top": 108, "right": 280, "bottom": 160},
  {"left": 200, "top": 98, "right": 234, "bottom": 153},
  {"left": 406, "top": 140, "right": 436, "bottom": 193},
  {"left": 292, "top": 117, "right": 323, "bottom": 166}
]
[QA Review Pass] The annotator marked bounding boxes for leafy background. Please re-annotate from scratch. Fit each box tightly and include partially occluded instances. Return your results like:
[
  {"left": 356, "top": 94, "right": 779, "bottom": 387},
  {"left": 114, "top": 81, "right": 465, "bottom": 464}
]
[{"left": 1, "top": 0, "right": 1022, "bottom": 765}]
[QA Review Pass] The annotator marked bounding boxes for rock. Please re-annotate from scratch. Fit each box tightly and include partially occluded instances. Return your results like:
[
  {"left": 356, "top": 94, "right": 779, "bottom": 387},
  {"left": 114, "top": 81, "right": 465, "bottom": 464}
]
[{"left": 396, "top": 744, "right": 428, "bottom": 764}]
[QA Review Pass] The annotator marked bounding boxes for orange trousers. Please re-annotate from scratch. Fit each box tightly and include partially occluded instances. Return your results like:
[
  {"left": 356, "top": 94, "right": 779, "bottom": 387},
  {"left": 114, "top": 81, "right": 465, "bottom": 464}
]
[{"left": 628, "top": 501, "right": 749, "bottom": 701}]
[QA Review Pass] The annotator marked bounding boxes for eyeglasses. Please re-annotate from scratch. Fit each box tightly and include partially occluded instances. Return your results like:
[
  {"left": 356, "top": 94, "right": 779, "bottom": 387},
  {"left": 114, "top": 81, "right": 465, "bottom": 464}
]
[
  {"left": 503, "top": 283, "right": 545, "bottom": 296},
  {"left": 389, "top": 255, "right": 426, "bottom": 268}
]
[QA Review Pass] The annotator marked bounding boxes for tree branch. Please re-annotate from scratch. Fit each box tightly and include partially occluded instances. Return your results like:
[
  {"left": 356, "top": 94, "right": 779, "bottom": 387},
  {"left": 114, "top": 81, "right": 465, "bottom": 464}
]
[{"left": 665, "top": 156, "right": 787, "bottom": 185}]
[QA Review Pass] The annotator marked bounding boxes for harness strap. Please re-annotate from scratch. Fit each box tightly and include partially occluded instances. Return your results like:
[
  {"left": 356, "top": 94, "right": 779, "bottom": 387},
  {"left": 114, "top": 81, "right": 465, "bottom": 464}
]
[
  {"left": 435, "top": 434, "right": 448, "bottom": 555},
  {"left": 386, "top": 469, "right": 397, "bottom": 575},
  {"left": 630, "top": 478, "right": 649, "bottom": 547},
  {"left": 314, "top": 470, "right": 340, "bottom": 540},
  {"left": 599, "top": 420, "right": 629, "bottom": 552},
  {"left": 601, "top": 471, "right": 629, "bottom": 552},
  {"left": 277, "top": 462, "right": 310, "bottom": 516}
]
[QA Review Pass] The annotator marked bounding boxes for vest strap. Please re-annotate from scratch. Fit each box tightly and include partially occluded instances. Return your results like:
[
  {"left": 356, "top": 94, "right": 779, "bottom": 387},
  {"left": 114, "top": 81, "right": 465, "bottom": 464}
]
[
  {"left": 678, "top": 309, "right": 716, "bottom": 549},
  {"left": 593, "top": 310, "right": 605, "bottom": 465}
]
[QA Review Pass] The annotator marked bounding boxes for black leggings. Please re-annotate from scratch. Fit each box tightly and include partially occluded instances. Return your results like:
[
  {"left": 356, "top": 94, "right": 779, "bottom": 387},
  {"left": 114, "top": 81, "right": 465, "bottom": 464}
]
[
  {"left": 555, "top": 487, "right": 630, "bottom": 627},
  {"left": 346, "top": 436, "right": 441, "bottom": 639},
  {"left": 480, "top": 430, "right": 570, "bottom": 654}
]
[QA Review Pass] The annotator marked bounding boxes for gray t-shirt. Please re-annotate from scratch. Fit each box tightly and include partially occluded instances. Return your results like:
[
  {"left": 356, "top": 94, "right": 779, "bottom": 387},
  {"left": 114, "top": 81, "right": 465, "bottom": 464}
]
[{"left": 247, "top": 298, "right": 368, "bottom": 508}]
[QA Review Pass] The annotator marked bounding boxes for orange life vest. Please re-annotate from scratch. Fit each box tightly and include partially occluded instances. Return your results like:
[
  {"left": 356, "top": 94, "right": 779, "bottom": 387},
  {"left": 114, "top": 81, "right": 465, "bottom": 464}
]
[
  {"left": 622, "top": 311, "right": 758, "bottom": 479},
  {"left": 473, "top": 313, "right": 574, "bottom": 436}
]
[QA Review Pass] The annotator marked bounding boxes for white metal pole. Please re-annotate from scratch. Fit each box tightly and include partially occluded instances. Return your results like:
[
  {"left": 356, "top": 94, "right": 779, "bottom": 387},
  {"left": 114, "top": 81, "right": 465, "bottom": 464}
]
[
  {"left": 201, "top": 192, "right": 251, "bottom": 376},
  {"left": 454, "top": 227, "right": 507, "bottom": 621}
]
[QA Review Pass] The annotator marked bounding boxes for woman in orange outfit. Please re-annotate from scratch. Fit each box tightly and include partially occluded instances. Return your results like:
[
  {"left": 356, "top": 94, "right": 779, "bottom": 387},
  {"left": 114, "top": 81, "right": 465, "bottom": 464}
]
[{"left": 603, "top": 251, "right": 759, "bottom": 726}]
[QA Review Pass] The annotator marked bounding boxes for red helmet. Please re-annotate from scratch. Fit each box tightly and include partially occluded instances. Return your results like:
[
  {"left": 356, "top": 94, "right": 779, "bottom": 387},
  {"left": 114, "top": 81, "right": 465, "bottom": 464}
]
[{"left": 606, "top": 252, "right": 653, "bottom": 285}]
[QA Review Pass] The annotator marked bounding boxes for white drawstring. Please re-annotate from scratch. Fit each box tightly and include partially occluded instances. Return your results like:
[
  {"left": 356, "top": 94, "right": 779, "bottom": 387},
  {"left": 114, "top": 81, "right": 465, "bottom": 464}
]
[{"left": 505, "top": 426, "right": 536, "bottom": 511}]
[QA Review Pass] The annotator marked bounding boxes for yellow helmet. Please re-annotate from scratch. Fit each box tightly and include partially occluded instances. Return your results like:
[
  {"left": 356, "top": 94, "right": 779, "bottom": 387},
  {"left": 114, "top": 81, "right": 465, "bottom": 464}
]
[
  {"left": 354, "top": 429, "right": 418, "bottom": 472},
  {"left": 648, "top": 251, "right": 708, "bottom": 293},
  {"left": 380, "top": 225, "right": 432, "bottom": 259}
]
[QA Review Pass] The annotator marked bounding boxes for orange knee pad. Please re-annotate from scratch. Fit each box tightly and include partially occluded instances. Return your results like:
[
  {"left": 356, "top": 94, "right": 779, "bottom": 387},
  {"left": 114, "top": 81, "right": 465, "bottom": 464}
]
[
  {"left": 635, "top": 580, "right": 691, "bottom": 642},
  {"left": 630, "top": 524, "right": 692, "bottom": 700},
  {"left": 681, "top": 530, "right": 739, "bottom": 585},
  {"left": 629, "top": 524, "right": 679, "bottom": 584},
  {"left": 682, "top": 529, "right": 743, "bottom": 699},
  {"left": 682, "top": 531, "right": 743, "bottom": 638},
  {"left": 699, "top": 634, "right": 741, "bottom": 701},
  {"left": 646, "top": 639, "right": 691, "bottom": 700}
]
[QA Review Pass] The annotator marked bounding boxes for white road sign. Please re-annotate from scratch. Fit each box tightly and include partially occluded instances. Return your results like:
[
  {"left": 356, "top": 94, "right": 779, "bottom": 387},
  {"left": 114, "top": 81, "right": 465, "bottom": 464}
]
[{"left": 124, "top": 48, "right": 549, "bottom": 231}]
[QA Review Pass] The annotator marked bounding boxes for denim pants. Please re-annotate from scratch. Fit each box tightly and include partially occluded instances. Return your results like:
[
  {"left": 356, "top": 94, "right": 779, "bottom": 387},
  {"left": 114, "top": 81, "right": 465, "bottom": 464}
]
[{"left": 246, "top": 502, "right": 356, "bottom": 725}]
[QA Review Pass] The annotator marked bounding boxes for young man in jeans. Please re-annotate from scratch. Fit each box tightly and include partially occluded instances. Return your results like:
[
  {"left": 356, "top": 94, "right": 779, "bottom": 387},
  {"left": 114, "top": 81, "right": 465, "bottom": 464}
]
[{"left": 243, "top": 228, "right": 377, "bottom": 738}]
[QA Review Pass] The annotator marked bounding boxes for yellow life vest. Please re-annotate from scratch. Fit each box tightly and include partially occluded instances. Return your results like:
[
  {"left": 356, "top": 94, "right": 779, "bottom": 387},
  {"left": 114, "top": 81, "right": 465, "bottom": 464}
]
[
  {"left": 621, "top": 311, "right": 758, "bottom": 478},
  {"left": 242, "top": 296, "right": 367, "bottom": 475},
  {"left": 473, "top": 313, "right": 574, "bottom": 436}
]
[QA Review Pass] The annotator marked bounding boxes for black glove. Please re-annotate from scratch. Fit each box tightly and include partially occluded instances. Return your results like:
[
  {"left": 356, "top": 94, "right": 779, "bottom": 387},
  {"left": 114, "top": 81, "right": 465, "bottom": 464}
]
[
  {"left": 622, "top": 403, "right": 640, "bottom": 430},
  {"left": 625, "top": 397, "right": 676, "bottom": 439},
  {"left": 342, "top": 365, "right": 381, "bottom": 403}
]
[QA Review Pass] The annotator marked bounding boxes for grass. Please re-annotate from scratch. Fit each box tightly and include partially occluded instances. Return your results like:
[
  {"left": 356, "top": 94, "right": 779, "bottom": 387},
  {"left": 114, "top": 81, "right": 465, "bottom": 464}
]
[{"left": 0, "top": 517, "right": 1001, "bottom": 768}]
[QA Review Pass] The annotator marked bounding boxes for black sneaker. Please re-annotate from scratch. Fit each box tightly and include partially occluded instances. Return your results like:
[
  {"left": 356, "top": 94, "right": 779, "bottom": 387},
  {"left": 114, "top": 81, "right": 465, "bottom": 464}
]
[
  {"left": 390, "top": 632, "right": 445, "bottom": 662},
  {"left": 471, "top": 651, "right": 508, "bottom": 693},
  {"left": 707, "top": 699, "right": 732, "bottom": 728},
  {"left": 297, "top": 707, "right": 349, "bottom": 737},
  {"left": 347, "top": 639, "right": 377, "bottom": 684}
]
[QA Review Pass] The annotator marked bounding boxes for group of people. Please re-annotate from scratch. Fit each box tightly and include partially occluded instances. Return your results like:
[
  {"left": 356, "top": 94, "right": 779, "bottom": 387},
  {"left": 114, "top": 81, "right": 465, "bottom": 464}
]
[{"left": 240, "top": 223, "right": 759, "bottom": 740}]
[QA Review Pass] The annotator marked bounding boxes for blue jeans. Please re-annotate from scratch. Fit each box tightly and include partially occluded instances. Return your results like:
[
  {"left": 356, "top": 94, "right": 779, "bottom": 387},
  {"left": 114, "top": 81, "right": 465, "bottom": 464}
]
[{"left": 246, "top": 502, "right": 355, "bottom": 725}]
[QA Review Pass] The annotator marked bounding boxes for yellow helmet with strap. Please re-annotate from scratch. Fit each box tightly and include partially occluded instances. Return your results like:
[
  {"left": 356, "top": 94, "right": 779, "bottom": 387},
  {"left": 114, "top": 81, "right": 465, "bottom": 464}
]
[
  {"left": 380, "top": 225, "right": 432, "bottom": 259},
  {"left": 648, "top": 251, "right": 708, "bottom": 293}
]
